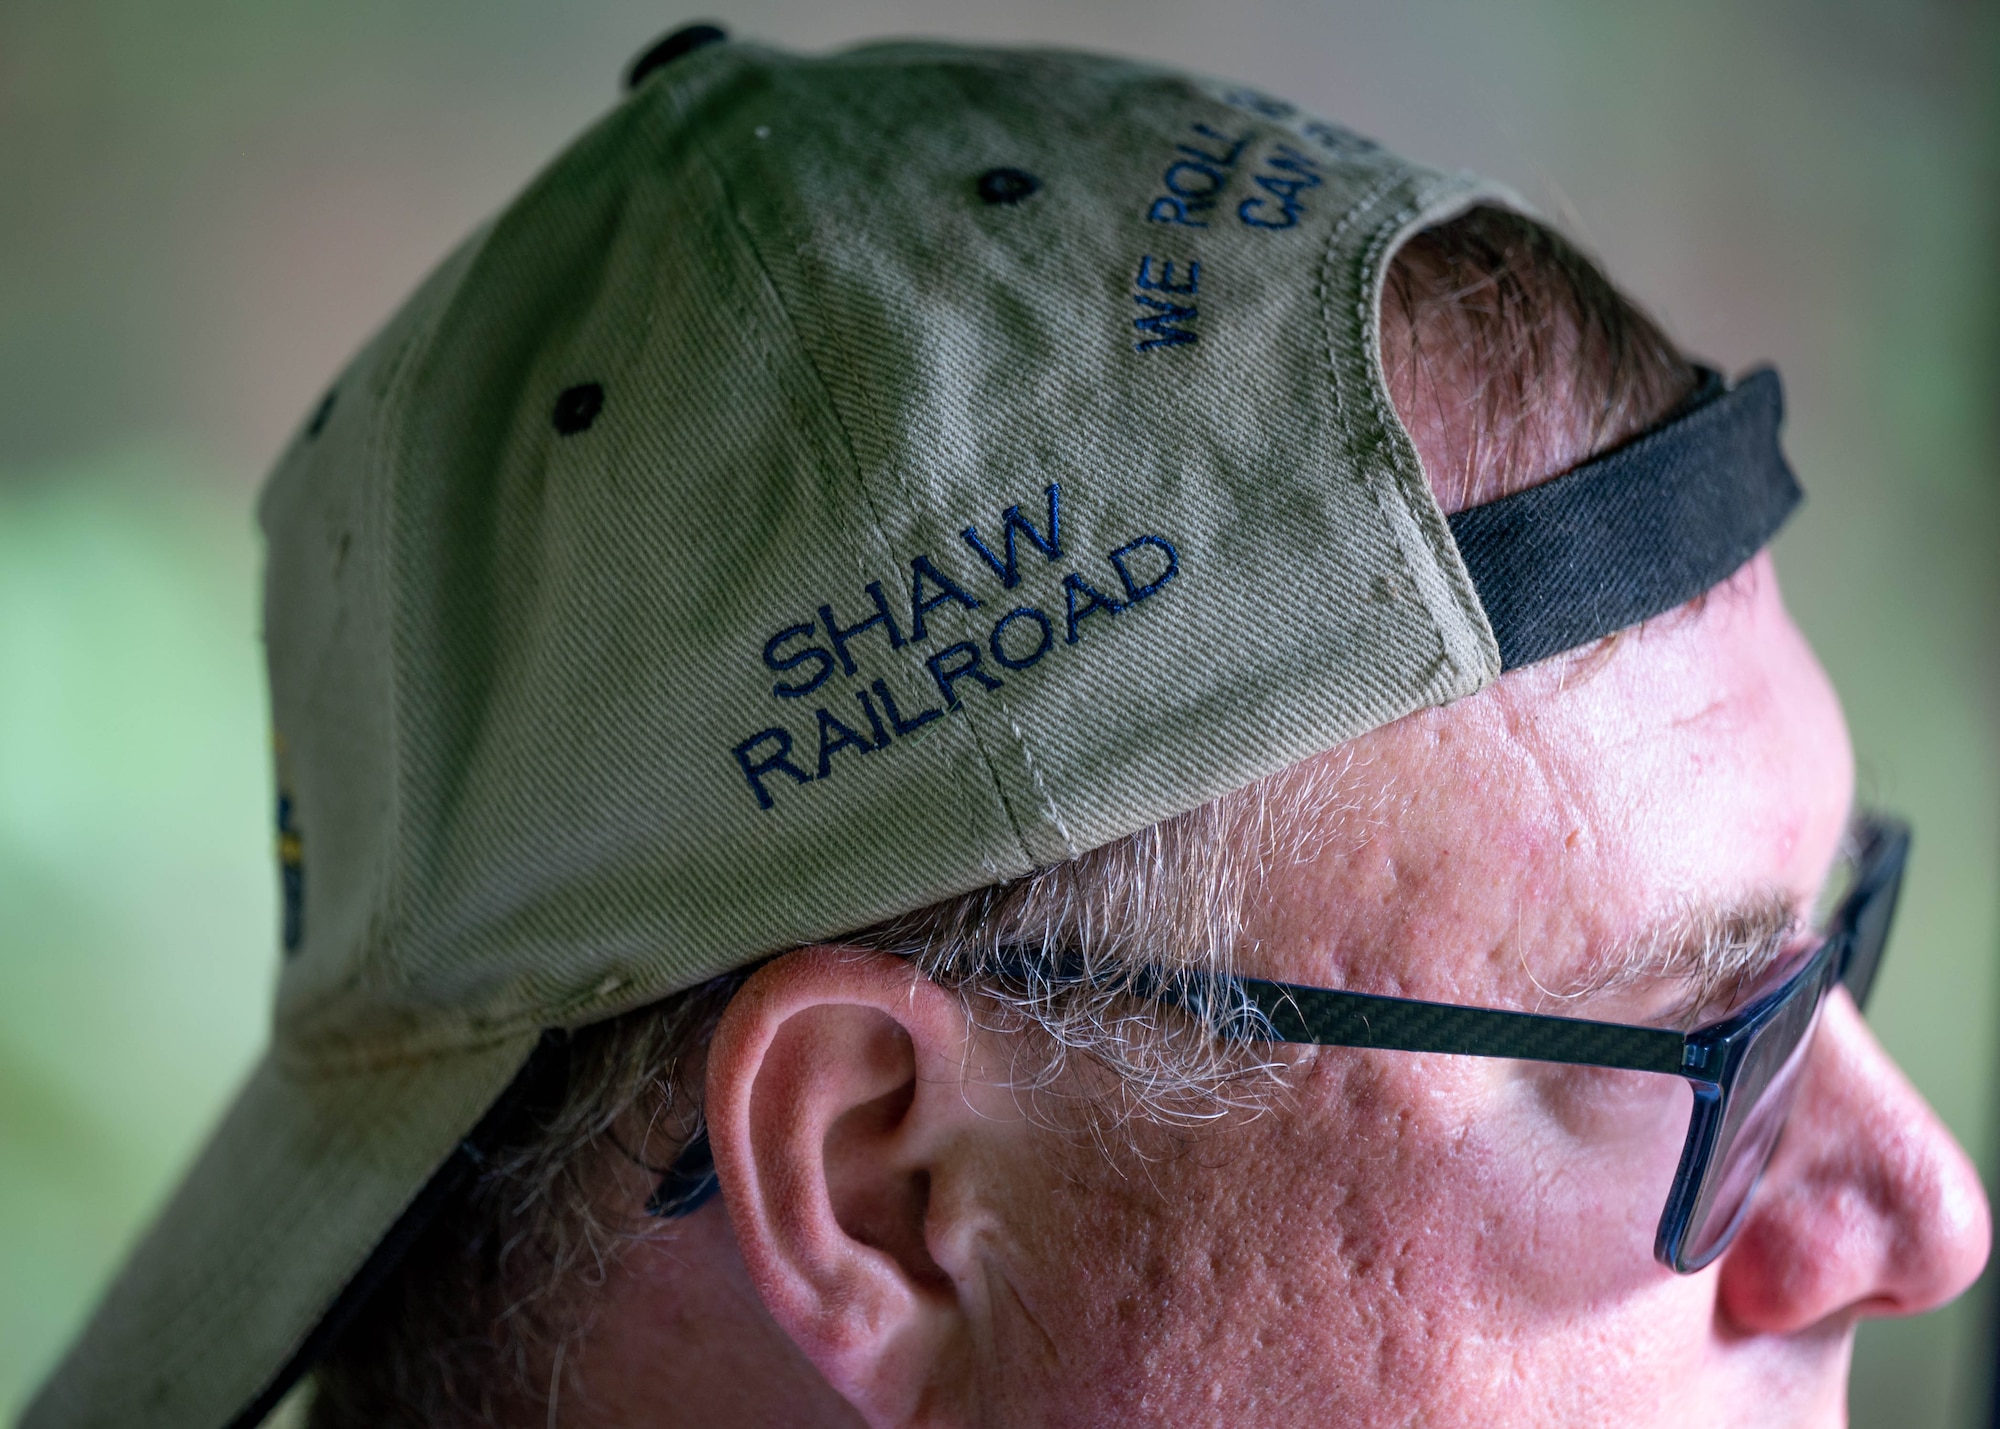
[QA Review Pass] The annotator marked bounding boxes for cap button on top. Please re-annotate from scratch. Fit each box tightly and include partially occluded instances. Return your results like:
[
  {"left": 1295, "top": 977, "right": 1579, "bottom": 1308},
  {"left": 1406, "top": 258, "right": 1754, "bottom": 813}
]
[{"left": 625, "top": 22, "right": 728, "bottom": 90}]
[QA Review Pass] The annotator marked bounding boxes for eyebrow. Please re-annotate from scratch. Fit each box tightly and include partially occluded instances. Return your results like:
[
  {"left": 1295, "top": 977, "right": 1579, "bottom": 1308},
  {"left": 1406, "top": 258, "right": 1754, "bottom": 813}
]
[{"left": 1545, "top": 892, "right": 1801, "bottom": 1030}]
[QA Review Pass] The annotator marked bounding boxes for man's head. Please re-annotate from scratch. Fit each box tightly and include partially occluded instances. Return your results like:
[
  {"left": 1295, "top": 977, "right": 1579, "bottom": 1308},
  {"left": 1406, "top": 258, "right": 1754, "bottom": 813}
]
[{"left": 26, "top": 33, "right": 1988, "bottom": 1429}]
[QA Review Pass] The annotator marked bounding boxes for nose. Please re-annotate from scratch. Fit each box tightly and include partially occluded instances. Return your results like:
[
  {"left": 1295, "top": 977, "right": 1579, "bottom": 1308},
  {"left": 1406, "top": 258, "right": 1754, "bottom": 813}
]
[{"left": 1715, "top": 988, "right": 1991, "bottom": 1333}]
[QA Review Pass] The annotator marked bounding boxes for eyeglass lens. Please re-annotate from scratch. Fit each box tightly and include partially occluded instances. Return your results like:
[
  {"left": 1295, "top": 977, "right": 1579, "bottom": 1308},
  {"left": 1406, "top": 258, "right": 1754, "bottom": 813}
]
[
  {"left": 1676, "top": 983, "right": 1827, "bottom": 1269},
  {"left": 1668, "top": 815, "right": 1906, "bottom": 1271}
]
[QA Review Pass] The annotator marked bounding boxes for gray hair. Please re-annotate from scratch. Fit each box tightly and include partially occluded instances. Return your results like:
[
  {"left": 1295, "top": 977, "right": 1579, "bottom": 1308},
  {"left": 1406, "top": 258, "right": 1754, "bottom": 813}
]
[{"left": 305, "top": 757, "right": 1355, "bottom": 1428}]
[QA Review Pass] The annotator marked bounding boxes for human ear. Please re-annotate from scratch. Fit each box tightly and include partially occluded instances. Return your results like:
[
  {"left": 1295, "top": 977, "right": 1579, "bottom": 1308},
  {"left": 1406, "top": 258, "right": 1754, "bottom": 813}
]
[{"left": 703, "top": 945, "right": 1004, "bottom": 1426}]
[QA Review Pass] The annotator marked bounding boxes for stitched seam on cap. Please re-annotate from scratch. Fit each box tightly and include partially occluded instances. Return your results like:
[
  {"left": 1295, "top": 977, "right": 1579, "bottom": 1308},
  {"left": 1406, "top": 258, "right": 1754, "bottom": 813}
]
[
  {"left": 275, "top": 231, "right": 524, "bottom": 1069},
  {"left": 370, "top": 227, "right": 516, "bottom": 1003},
  {"left": 1316, "top": 167, "right": 1455, "bottom": 681},
  {"left": 1355, "top": 188, "right": 1460, "bottom": 683},
  {"left": 864, "top": 61, "right": 1077, "bottom": 858},
  {"left": 1356, "top": 173, "right": 1500, "bottom": 686},
  {"left": 677, "top": 92, "right": 1033, "bottom": 875},
  {"left": 295, "top": 239, "right": 485, "bottom": 1033},
  {"left": 999, "top": 706, "right": 1078, "bottom": 859},
  {"left": 365, "top": 259, "right": 467, "bottom": 1003},
  {"left": 1317, "top": 169, "right": 1494, "bottom": 693}
]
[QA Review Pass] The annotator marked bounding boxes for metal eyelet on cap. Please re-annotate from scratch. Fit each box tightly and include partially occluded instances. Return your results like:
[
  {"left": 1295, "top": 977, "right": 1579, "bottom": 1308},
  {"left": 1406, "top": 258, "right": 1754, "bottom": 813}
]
[
  {"left": 625, "top": 22, "right": 727, "bottom": 91},
  {"left": 976, "top": 167, "right": 1041, "bottom": 205},
  {"left": 552, "top": 382, "right": 605, "bottom": 435}
]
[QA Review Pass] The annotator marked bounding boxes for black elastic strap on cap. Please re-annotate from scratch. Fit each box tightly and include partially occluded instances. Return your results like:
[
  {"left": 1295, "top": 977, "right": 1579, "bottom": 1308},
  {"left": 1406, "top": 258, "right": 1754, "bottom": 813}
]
[{"left": 1445, "top": 366, "right": 1801, "bottom": 671}]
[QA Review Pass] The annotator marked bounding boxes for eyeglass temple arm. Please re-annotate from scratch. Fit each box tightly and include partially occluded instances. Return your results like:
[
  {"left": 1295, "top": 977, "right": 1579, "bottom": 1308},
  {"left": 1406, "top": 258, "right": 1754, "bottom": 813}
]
[
  {"left": 1222, "top": 816, "right": 1906, "bottom": 1074},
  {"left": 648, "top": 817, "right": 1905, "bottom": 1222},
  {"left": 1225, "top": 978, "right": 1696, "bottom": 1078}
]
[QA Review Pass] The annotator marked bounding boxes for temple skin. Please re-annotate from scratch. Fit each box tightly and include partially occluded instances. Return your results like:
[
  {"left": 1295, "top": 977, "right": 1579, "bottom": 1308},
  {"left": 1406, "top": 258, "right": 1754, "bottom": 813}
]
[{"left": 549, "top": 543, "right": 1987, "bottom": 1428}]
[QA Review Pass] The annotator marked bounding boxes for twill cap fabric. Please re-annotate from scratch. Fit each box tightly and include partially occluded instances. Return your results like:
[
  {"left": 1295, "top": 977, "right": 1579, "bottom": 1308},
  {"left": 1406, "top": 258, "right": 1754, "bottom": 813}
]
[{"left": 21, "top": 34, "right": 1789, "bottom": 1429}]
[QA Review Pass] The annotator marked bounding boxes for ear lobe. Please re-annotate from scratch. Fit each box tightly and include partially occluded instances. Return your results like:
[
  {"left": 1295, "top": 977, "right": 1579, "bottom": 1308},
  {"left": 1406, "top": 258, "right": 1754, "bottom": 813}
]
[{"left": 703, "top": 946, "right": 986, "bottom": 1422}]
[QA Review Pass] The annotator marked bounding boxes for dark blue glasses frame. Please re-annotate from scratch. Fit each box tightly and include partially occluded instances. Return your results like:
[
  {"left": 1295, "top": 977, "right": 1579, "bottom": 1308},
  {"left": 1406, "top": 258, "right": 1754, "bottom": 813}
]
[
  {"left": 1157, "top": 813, "right": 1908, "bottom": 1273},
  {"left": 652, "top": 816, "right": 1906, "bottom": 1274}
]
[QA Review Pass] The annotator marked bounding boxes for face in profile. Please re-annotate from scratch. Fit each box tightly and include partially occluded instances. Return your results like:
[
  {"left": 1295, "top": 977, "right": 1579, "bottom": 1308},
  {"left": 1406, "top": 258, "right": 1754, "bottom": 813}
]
[
  {"left": 915, "top": 554, "right": 1987, "bottom": 1427},
  {"left": 663, "top": 215, "right": 1989, "bottom": 1427},
  {"left": 582, "top": 549, "right": 1990, "bottom": 1429}
]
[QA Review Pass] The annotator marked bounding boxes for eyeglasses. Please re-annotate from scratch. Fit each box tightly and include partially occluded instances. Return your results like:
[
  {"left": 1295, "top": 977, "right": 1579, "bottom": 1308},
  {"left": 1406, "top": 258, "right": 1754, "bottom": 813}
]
[
  {"left": 650, "top": 815, "right": 1907, "bottom": 1275},
  {"left": 1145, "top": 812, "right": 1908, "bottom": 1273}
]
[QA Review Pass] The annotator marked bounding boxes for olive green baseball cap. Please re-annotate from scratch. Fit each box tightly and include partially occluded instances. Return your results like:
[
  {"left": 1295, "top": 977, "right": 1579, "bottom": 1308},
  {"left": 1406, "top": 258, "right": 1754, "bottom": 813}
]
[{"left": 22, "top": 29, "right": 1800, "bottom": 1429}]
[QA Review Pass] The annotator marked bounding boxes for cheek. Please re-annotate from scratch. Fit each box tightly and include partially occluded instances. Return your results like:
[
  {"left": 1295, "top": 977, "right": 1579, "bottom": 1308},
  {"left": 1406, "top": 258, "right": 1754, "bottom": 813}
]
[
  {"left": 1281, "top": 1055, "right": 1691, "bottom": 1299},
  {"left": 1014, "top": 1054, "right": 1724, "bottom": 1424},
  {"left": 1502, "top": 1064, "right": 1694, "bottom": 1268},
  {"left": 1266, "top": 1058, "right": 1722, "bottom": 1417}
]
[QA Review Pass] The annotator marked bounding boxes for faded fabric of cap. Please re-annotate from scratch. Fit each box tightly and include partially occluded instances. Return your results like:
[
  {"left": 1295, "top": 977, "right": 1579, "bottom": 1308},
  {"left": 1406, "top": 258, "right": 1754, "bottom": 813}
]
[{"left": 27, "top": 38, "right": 1516, "bottom": 1429}]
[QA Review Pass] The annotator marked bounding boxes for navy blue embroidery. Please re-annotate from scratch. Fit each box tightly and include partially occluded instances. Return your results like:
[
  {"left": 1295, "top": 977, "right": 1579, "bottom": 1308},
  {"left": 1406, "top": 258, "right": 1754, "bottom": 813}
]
[
  {"left": 1136, "top": 256, "right": 1199, "bottom": 294},
  {"left": 731, "top": 484, "right": 1192, "bottom": 809},
  {"left": 1181, "top": 123, "right": 1251, "bottom": 166},
  {"left": 735, "top": 729, "right": 813, "bottom": 810},
  {"left": 820, "top": 580, "right": 905, "bottom": 676},
  {"left": 1147, "top": 197, "right": 1209, "bottom": 229},
  {"left": 815, "top": 706, "right": 876, "bottom": 778},
  {"left": 1163, "top": 159, "right": 1226, "bottom": 204},
  {"left": 764, "top": 622, "right": 834, "bottom": 698},
  {"left": 908, "top": 553, "right": 982, "bottom": 640},
  {"left": 856, "top": 688, "right": 891, "bottom": 748},
  {"left": 1063, "top": 573, "right": 1126, "bottom": 644},
  {"left": 1133, "top": 257, "right": 1200, "bottom": 353},
  {"left": 1108, "top": 535, "right": 1180, "bottom": 602},
  {"left": 872, "top": 678, "right": 944, "bottom": 737},
  {"left": 927, "top": 642, "right": 1004, "bottom": 708},
  {"left": 1133, "top": 296, "right": 1198, "bottom": 352},
  {"left": 1148, "top": 123, "right": 1251, "bottom": 227},
  {"left": 1238, "top": 143, "right": 1322, "bottom": 230},
  {"left": 989, "top": 605, "right": 1055, "bottom": 670},
  {"left": 276, "top": 793, "right": 304, "bottom": 954},
  {"left": 961, "top": 484, "right": 1062, "bottom": 589}
]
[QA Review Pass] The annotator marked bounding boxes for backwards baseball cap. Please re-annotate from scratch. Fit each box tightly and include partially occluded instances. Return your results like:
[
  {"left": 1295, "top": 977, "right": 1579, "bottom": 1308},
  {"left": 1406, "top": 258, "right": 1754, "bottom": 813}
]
[{"left": 24, "top": 29, "right": 1798, "bottom": 1429}]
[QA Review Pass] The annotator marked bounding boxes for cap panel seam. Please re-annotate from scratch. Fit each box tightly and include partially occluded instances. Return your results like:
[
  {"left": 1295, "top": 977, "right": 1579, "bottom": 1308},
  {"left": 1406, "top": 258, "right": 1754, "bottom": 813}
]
[
  {"left": 857, "top": 56, "right": 1083, "bottom": 862},
  {"left": 357, "top": 236, "right": 500, "bottom": 1009},
  {"left": 257, "top": 224, "right": 501, "bottom": 1066},
  {"left": 276, "top": 227, "right": 511, "bottom": 1054},
  {"left": 996, "top": 705, "right": 1079, "bottom": 859},
  {"left": 683, "top": 138, "right": 1018, "bottom": 882},
  {"left": 671, "top": 83, "right": 1037, "bottom": 878}
]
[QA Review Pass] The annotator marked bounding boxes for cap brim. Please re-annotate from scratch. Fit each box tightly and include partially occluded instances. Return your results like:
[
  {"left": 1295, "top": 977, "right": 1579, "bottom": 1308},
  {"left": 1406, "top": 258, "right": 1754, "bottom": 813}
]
[{"left": 21, "top": 1033, "right": 540, "bottom": 1429}]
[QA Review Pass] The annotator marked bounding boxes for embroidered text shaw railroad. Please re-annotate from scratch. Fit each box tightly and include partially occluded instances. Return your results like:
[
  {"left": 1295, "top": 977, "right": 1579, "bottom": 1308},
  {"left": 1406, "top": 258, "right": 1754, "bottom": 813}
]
[{"left": 731, "top": 484, "right": 1181, "bottom": 810}]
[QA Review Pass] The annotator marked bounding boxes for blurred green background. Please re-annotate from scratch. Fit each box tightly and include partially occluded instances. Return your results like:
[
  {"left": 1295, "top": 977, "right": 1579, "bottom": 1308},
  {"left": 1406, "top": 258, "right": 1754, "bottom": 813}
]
[{"left": 2, "top": 1, "right": 1995, "bottom": 1424}]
